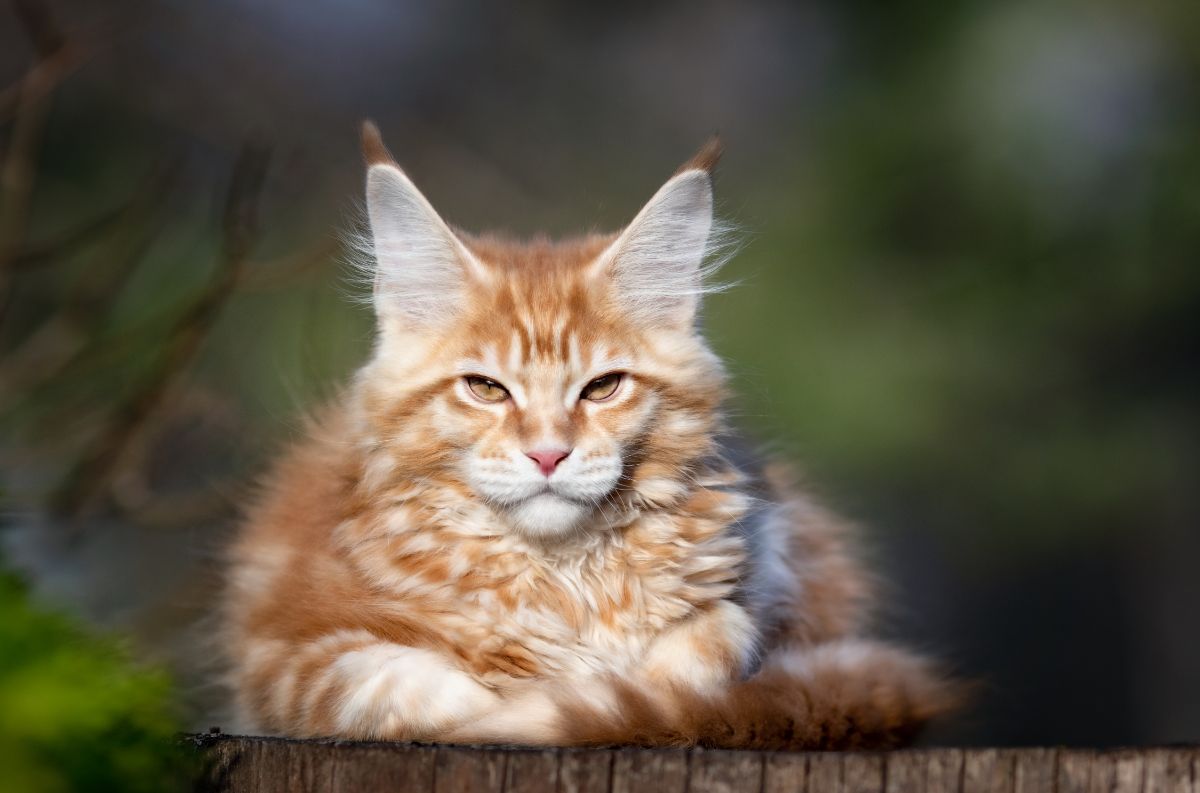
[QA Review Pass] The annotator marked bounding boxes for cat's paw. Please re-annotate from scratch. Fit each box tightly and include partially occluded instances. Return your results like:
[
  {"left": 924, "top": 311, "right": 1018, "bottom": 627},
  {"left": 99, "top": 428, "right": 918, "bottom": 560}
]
[
  {"left": 325, "top": 642, "right": 501, "bottom": 739},
  {"left": 640, "top": 600, "right": 758, "bottom": 693}
]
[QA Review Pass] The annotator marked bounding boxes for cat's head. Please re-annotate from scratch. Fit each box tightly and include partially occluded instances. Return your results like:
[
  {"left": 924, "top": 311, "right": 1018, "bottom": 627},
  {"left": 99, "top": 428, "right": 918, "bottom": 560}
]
[{"left": 354, "top": 122, "right": 734, "bottom": 539}]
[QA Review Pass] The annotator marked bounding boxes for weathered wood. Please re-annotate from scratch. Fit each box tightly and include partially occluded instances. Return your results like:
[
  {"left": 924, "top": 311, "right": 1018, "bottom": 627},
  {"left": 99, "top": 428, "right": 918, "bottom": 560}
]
[
  {"left": 762, "top": 752, "right": 806, "bottom": 793},
  {"left": 843, "top": 753, "right": 884, "bottom": 793},
  {"left": 1090, "top": 751, "right": 1121, "bottom": 793},
  {"left": 189, "top": 736, "right": 1200, "bottom": 793},
  {"left": 963, "top": 747, "right": 1014, "bottom": 792},
  {"left": 807, "top": 752, "right": 842, "bottom": 792},
  {"left": 923, "top": 748, "right": 963, "bottom": 793},
  {"left": 687, "top": 749, "right": 764, "bottom": 793},
  {"left": 433, "top": 746, "right": 506, "bottom": 793},
  {"left": 1113, "top": 749, "right": 1147, "bottom": 793},
  {"left": 329, "top": 744, "right": 436, "bottom": 793},
  {"left": 558, "top": 749, "right": 614, "bottom": 793},
  {"left": 504, "top": 749, "right": 560, "bottom": 793},
  {"left": 1057, "top": 749, "right": 1094, "bottom": 793},
  {"left": 884, "top": 749, "right": 928, "bottom": 792},
  {"left": 610, "top": 747, "right": 689, "bottom": 793},
  {"left": 1013, "top": 748, "right": 1057, "bottom": 793},
  {"left": 1142, "top": 748, "right": 1197, "bottom": 793}
]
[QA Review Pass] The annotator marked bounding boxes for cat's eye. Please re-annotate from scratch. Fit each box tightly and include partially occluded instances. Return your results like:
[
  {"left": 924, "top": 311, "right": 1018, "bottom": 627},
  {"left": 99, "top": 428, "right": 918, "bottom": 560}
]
[
  {"left": 581, "top": 373, "right": 623, "bottom": 402},
  {"left": 465, "top": 376, "right": 510, "bottom": 403}
]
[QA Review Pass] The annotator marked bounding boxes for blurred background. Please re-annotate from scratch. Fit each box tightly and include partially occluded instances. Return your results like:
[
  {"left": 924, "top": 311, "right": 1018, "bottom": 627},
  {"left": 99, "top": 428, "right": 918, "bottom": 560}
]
[{"left": 1, "top": 0, "right": 1197, "bottom": 772}]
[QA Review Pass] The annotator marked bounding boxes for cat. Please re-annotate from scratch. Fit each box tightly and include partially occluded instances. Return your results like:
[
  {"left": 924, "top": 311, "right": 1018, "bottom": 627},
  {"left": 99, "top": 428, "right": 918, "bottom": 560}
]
[{"left": 220, "top": 122, "right": 959, "bottom": 748}]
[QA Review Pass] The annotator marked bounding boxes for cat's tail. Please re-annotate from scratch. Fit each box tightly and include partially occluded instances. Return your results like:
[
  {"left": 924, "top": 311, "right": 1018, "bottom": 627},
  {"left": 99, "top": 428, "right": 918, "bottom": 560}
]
[{"left": 553, "top": 639, "right": 963, "bottom": 750}]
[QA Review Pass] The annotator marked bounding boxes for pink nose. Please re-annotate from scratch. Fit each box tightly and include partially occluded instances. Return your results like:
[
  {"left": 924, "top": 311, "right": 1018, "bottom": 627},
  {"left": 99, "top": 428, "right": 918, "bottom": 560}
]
[{"left": 526, "top": 448, "right": 571, "bottom": 477}]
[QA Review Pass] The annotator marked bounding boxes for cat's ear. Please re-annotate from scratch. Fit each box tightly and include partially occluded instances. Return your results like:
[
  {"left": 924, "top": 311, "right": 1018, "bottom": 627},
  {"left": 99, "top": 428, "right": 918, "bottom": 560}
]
[
  {"left": 361, "top": 121, "right": 487, "bottom": 327},
  {"left": 594, "top": 137, "right": 723, "bottom": 328}
]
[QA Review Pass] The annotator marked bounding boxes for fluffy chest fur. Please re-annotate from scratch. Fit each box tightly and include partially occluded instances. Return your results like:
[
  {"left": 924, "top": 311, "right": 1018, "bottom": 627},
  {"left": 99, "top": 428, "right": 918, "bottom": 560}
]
[{"left": 332, "top": 470, "right": 753, "bottom": 684}]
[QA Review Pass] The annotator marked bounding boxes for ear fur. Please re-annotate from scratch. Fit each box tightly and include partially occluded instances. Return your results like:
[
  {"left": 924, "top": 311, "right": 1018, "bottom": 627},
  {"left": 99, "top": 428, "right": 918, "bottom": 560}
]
[
  {"left": 361, "top": 119, "right": 396, "bottom": 167},
  {"left": 595, "top": 137, "right": 728, "bottom": 328},
  {"left": 360, "top": 121, "right": 486, "bottom": 327},
  {"left": 674, "top": 134, "right": 723, "bottom": 176}
]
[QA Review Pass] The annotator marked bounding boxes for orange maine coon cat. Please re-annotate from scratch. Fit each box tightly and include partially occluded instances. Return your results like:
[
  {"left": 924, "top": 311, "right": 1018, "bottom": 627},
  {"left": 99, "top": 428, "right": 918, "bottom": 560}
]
[{"left": 222, "top": 123, "right": 958, "bottom": 748}]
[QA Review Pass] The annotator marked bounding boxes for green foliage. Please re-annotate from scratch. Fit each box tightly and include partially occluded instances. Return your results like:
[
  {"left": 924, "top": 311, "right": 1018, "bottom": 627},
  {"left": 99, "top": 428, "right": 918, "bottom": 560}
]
[{"left": 0, "top": 572, "right": 190, "bottom": 793}]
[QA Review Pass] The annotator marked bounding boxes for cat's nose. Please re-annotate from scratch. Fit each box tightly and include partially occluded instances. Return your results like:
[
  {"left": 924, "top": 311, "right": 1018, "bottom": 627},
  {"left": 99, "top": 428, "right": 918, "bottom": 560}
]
[{"left": 526, "top": 448, "right": 571, "bottom": 477}]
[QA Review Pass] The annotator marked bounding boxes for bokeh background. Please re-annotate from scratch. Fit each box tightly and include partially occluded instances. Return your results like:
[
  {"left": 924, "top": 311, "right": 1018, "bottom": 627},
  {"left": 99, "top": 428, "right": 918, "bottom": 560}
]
[{"left": 1, "top": 0, "right": 1197, "bottom": 771}]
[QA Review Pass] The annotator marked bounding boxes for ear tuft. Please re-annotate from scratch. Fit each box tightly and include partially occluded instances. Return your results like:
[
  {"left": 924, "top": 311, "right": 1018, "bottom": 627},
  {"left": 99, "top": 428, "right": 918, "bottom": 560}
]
[
  {"left": 361, "top": 119, "right": 396, "bottom": 166},
  {"left": 674, "top": 135, "right": 723, "bottom": 176}
]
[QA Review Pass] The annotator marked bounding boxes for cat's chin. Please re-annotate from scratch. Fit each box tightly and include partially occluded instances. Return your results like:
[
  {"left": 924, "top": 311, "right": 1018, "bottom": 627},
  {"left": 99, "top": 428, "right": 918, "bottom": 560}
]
[{"left": 504, "top": 493, "right": 592, "bottom": 538}]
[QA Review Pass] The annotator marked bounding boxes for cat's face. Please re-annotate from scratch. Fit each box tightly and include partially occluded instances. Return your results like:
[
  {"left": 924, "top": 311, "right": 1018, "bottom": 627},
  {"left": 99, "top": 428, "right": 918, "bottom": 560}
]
[{"left": 357, "top": 125, "right": 728, "bottom": 538}]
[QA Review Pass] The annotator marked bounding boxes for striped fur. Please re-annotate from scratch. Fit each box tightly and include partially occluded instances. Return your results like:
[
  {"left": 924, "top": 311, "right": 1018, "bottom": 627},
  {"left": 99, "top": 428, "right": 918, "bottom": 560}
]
[{"left": 221, "top": 127, "right": 959, "bottom": 747}]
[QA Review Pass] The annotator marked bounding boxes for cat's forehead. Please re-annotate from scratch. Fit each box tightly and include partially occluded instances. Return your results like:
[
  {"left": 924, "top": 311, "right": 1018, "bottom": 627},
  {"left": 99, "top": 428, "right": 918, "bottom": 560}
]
[
  {"left": 457, "top": 289, "right": 632, "bottom": 376},
  {"left": 449, "top": 233, "right": 638, "bottom": 374},
  {"left": 461, "top": 323, "right": 630, "bottom": 380},
  {"left": 461, "top": 232, "right": 617, "bottom": 274}
]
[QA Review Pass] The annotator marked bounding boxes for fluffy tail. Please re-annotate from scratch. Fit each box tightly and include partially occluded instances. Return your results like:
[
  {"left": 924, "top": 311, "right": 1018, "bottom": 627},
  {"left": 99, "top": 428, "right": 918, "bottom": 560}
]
[{"left": 555, "top": 639, "right": 963, "bottom": 750}]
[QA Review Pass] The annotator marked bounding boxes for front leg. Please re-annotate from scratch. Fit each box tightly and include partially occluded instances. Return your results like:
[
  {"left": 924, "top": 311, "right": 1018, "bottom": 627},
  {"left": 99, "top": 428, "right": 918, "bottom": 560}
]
[
  {"left": 639, "top": 600, "right": 759, "bottom": 693},
  {"left": 237, "top": 633, "right": 504, "bottom": 740},
  {"left": 444, "top": 604, "right": 759, "bottom": 746},
  {"left": 447, "top": 603, "right": 759, "bottom": 745}
]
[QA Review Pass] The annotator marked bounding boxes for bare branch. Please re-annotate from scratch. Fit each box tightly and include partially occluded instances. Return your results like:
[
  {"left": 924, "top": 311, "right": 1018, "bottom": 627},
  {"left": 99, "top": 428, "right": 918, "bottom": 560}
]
[
  {"left": 50, "top": 143, "right": 271, "bottom": 520},
  {"left": 0, "top": 43, "right": 87, "bottom": 122},
  {"left": 12, "top": 0, "right": 66, "bottom": 57},
  {"left": 0, "top": 154, "right": 182, "bottom": 405},
  {"left": 9, "top": 200, "right": 131, "bottom": 270},
  {"left": 0, "top": 0, "right": 73, "bottom": 320}
]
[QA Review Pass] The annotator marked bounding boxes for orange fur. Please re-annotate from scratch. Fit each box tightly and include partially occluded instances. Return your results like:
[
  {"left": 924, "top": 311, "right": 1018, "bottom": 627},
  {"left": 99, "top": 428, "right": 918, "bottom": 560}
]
[{"left": 221, "top": 127, "right": 960, "bottom": 747}]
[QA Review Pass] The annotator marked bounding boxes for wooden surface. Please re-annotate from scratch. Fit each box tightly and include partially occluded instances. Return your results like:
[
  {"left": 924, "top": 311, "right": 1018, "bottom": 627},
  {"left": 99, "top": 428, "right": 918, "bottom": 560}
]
[{"left": 190, "top": 735, "right": 1199, "bottom": 793}]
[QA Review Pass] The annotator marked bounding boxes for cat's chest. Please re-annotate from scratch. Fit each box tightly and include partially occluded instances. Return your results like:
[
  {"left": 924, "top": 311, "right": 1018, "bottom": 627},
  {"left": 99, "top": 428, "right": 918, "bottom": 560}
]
[
  {"left": 349, "top": 506, "right": 745, "bottom": 679},
  {"left": 440, "top": 537, "right": 700, "bottom": 678}
]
